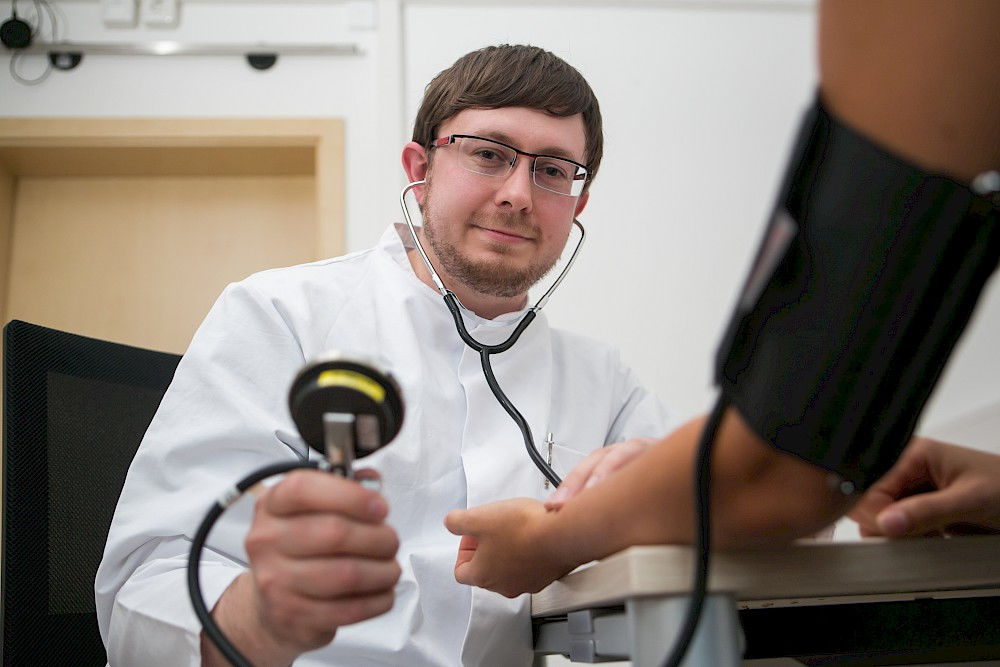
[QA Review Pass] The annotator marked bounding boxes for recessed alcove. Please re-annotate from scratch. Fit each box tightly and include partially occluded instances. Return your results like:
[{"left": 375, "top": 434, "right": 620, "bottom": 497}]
[{"left": 0, "top": 117, "right": 344, "bottom": 354}]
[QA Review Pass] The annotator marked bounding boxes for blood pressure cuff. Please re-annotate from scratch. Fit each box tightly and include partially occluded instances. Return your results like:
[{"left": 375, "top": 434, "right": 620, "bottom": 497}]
[{"left": 715, "top": 95, "right": 1000, "bottom": 493}]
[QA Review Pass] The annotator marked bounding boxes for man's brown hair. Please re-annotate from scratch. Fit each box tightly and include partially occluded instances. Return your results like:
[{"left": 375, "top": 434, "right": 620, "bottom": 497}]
[{"left": 412, "top": 44, "right": 604, "bottom": 185}]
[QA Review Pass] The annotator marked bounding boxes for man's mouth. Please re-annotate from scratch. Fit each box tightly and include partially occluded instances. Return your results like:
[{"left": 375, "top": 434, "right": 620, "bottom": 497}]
[{"left": 473, "top": 224, "right": 533, "bottom": 243}]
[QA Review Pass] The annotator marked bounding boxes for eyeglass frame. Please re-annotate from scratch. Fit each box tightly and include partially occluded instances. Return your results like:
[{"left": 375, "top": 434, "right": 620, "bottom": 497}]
[{"left": 428, "top": 133, "right": 591, "bottom": 197}]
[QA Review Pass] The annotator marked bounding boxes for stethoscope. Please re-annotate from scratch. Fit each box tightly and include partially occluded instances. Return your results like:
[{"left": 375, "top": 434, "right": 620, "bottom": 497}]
[{"left": 399, "top": 180, "right": 586, "bottom": 488}]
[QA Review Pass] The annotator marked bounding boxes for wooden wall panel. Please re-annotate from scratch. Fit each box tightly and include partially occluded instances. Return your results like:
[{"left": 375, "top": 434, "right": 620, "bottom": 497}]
[
  {"left": 6, "top": 175, "right": 316, "bottom": 354},
  {"left": 0, "top": 165, "right": 13, "bottom": 321}
]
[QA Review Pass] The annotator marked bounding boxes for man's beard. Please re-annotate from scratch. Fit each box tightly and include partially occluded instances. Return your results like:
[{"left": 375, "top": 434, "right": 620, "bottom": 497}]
[{"left": 420, "top": 188, "right": 563, "bottom": 299}]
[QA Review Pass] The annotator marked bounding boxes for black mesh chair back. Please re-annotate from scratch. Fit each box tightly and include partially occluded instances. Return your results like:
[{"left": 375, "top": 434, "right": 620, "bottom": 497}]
[{"left": 2, "top": 320, "right": 181, "bottom": 666}]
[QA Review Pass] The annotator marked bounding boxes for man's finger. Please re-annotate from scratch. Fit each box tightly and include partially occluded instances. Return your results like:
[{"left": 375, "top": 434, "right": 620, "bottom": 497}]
[
  {"left": 261, "top": 514, "right": 400, "bottom": 558},
  {"left": 284, "top": 557, "right": 402, "bottom": 599},
  {"left": 263, "top": 469, "right": 388, "bottom": 521}
]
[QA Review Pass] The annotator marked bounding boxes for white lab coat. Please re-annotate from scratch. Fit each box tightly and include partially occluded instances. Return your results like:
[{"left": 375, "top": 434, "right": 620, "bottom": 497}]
[{"left": 96, "top": 224, "right": 670, "bottom": 666}]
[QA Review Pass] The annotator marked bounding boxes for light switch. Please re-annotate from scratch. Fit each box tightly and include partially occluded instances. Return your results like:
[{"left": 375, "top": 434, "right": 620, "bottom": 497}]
[
  {"left": 142, "top": 0, "right": 179, "bottom": 27},
  {"left": 102, "top": 0, "right": 137, "bottom": 27}
]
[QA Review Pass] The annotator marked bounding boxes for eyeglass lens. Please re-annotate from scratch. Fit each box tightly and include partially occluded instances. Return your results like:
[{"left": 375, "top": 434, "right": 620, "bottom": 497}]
[{"left": 451, "top": 136, "right": 586, "bottom": 196}]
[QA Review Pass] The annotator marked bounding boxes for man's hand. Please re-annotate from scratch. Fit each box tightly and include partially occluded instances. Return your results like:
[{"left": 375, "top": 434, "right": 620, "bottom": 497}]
[
  {"left": 203, "top": 468, "right": 401, "bottom": 666},
  {"left": 850, "top": 437, "right": 1000, "bottom": 538},
  {"left": 545, "top": 438, "right": 656, "bottom": 510},
  {"left": 445, "top": 498, "right": 571, "bottom": 598}
]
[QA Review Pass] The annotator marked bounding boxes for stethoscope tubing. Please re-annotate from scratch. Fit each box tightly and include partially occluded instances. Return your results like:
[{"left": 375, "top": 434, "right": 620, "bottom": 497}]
[
  {"left": 400, "top": 180, "right": 587, "bottom": 488},
  {"left": 442, "top": 292, "right": 559, "bottom": 487}
]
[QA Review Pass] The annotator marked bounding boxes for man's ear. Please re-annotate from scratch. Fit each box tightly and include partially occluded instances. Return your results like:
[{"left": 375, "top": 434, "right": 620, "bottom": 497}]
[
  {"left": 402, "top": 142, "right": 430, "bottom": 203},
  {"left": 574, "top": 190, "right": 590, "bottom": 218}
]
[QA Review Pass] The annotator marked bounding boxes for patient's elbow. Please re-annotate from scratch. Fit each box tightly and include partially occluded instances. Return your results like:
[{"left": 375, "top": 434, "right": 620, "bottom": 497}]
[{"left": 708, "top": 412, "right": 854, "bottom": 547}]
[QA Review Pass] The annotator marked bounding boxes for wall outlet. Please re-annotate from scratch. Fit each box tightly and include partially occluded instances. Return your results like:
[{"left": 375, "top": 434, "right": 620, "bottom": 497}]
[
  {"left": 102, "top": 0, "right": 138, "bottom": 27},
  {"left": 142, "top": 0, "right": 179, "bottom": 27}
]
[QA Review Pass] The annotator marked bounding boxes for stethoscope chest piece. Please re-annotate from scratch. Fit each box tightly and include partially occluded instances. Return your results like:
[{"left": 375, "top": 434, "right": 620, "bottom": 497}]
[{"left": 288, "top": 354, "right": 405, "bottom": 459}]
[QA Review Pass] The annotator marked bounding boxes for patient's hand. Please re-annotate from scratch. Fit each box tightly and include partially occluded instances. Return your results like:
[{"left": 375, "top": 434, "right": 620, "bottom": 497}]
[
  {"left": 444, "top": 498, "right": 572, "bottom": 598},
  {"left": 545, "top": 438, "right": 656, "bottom": 510},
  {"left": 850, "top": 437, "right": 1000, "bottom": 537}
]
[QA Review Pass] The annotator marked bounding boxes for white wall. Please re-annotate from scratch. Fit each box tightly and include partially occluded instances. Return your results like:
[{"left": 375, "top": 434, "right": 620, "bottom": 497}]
[
  {"left": 401, "top": 1, "right": 819, "bottom": 425},
  {"left": 3, "top": 0, "right": 998, "bottom": 449},
  {"left": 398, "top": 1, "right": 1000, "bottom": 454}
]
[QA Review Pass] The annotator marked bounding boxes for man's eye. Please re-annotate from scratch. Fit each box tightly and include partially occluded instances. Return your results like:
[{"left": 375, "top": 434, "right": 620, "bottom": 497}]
[
  {"left": 538, "top": 163, "right": 569, "bottom": 180},
  {"left": 474, "top": 149, "right": 504, "bottom": 162}
]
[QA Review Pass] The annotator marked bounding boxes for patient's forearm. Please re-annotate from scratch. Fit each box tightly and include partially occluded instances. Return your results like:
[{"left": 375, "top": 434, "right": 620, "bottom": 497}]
[{"left": 538, "top": 410, "right": 853, "bottom": 572}]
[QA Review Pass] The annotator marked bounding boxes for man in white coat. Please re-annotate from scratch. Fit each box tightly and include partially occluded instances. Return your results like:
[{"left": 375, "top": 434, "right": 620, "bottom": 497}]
[{"left": 96, "top": 44, "right": 669, "bottom": 666}]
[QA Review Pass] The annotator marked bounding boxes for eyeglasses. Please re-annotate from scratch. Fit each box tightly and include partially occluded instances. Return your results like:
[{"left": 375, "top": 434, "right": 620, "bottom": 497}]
[{"left": 429, "top": 134, "right": 590, "bottom": 197}]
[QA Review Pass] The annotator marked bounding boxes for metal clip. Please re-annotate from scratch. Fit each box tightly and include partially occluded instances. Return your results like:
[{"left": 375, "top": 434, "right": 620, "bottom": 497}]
[{"left": 544, "top": 432, "right": 554, "bottom": 490}]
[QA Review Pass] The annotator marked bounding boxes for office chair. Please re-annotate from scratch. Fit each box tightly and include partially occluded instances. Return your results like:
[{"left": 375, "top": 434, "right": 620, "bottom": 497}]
[{"left": 2, "top": 320, "right": 181, "bottom": 666}]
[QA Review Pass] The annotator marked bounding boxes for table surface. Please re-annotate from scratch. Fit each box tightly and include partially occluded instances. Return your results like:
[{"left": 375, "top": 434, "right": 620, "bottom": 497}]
[{"left": 531, "top": 534, "right": 1000, "bottom": 617}]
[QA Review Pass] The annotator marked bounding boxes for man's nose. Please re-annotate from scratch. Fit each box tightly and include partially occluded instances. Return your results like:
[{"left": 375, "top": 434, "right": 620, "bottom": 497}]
[{"left": 493, "top": 157, "right": 534, "bottom": 212}]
